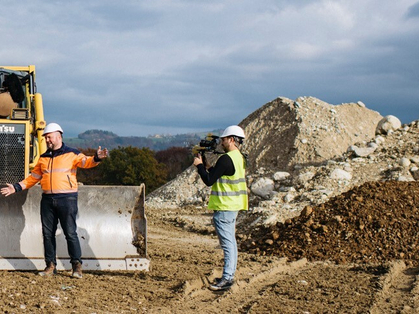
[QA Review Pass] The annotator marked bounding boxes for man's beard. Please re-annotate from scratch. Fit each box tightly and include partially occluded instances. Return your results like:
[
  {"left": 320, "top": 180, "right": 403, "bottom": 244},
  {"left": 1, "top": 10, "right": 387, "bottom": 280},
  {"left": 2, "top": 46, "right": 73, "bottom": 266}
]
[{"left": 47, "top": 143, "right": 57, "bottom": 150}]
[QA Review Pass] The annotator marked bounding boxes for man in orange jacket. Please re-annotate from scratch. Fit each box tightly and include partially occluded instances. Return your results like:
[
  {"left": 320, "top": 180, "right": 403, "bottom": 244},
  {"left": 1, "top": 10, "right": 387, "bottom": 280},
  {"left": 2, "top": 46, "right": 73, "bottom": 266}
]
[{"left": 1, "top": 122, "right": 108, "bottom": 278}]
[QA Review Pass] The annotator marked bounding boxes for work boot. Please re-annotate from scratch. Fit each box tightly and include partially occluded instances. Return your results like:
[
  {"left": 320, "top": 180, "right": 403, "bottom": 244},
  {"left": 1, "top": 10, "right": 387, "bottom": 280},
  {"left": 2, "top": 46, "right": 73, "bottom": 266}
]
[
  {"left": 209, "top": 278, "right": 234, "bottom": 291},
  {"left": 71, "top": 262, "right": 82, "bottom": 279},
  {"left": 39, "top": 262, "right": 57, "bottom": 277}
]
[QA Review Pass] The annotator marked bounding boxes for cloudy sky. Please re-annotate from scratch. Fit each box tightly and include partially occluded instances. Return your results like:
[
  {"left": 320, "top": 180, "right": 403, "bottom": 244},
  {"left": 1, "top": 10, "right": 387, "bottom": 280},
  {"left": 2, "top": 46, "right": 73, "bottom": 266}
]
[{"left": 2, "top": 0, "right": 418, "bottom": 137}]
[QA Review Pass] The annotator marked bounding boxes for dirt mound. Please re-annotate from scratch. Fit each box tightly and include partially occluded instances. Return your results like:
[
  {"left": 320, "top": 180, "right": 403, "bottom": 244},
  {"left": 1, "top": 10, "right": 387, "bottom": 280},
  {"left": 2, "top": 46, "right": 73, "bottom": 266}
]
[
  {"left": 240, "top": 96, "right": 382, "bottom": 172},
  {"left": 240, "top": 181, "right": 419, "bottom": 264}
]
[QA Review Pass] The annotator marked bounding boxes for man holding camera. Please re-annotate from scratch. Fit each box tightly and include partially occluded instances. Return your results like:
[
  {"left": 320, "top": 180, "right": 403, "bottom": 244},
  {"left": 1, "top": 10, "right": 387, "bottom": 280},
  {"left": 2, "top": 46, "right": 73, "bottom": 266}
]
[{"left": 193, "top": 125, "right": 248, "bottom": 291}]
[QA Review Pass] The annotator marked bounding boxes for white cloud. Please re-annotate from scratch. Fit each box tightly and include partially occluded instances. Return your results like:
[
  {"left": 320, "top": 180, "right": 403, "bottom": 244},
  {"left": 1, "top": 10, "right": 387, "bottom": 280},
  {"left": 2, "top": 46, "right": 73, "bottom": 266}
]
[{"left": 1, "top": 0, "right": 418, "bottom": 137}]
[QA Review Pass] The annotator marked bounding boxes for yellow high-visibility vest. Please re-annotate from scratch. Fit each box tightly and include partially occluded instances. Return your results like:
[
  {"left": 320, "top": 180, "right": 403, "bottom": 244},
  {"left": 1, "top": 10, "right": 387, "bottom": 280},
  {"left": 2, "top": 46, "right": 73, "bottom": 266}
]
[{"left": 208, "top": 149, "right": 248, "bottom": 211}]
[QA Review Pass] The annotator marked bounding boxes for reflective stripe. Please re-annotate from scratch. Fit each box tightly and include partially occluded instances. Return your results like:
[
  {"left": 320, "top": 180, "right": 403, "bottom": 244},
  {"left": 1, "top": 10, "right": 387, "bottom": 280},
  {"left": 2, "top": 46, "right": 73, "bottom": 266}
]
[
  {"left": 218, "top": 178, "right": 246, "bottom": 184},
  {"left": 42, "top": 168, "right": 75, "bottom": 174},
  {"left": 31, "top": 173, "right": 42, "bottom": 180},
  {"left": 210, "top": 190, "right": 248, "bottom": 196}
]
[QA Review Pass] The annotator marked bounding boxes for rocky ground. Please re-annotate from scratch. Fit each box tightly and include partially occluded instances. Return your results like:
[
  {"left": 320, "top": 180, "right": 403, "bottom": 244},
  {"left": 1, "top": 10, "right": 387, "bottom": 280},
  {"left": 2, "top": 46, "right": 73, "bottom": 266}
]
[
  {"left": 0, "top": 97, "right": 418, "bottom": 313},
  {"left": 1, "top": 199, "right": 419, "bottom": 313}
]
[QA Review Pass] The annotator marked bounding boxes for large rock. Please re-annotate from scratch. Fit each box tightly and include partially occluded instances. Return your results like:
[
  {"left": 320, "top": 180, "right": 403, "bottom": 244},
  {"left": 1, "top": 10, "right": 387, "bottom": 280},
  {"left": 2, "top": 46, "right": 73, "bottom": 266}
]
[
  {"left": 376, "top": 115, "right": 402, "bottom": 135},
  {"left": 330, "top": 169, "right": 352, "bottom": 180},
  {"left": 251, "top": 178, "right": 275, "bottom": 198}
]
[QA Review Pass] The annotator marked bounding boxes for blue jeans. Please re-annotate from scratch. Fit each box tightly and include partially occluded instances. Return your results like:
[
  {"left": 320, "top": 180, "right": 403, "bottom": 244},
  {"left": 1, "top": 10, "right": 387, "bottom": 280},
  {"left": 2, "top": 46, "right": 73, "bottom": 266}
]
[
  {"left": 212, "top": 210, "right": 238, "bottom": 281},
  {"left": 40, "top": 195, "right": 82, "bottom": 265}
]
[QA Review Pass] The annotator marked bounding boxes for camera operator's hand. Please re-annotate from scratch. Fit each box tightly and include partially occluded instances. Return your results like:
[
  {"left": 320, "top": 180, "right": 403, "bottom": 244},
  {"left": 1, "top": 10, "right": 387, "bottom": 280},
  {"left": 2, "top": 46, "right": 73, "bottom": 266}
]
[{"left": 193, "top": 154, "right": 203, "bottom": 167}]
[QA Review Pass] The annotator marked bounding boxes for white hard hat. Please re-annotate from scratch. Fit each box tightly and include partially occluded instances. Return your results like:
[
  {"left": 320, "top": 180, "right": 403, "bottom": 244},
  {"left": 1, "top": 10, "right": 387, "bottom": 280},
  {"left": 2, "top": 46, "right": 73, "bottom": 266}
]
[
  {"left": 43, "top": 123, "right": 63, "bottom": 136},
  {"left": 220, "top": 125, "right": 245, "bottom": 139}
]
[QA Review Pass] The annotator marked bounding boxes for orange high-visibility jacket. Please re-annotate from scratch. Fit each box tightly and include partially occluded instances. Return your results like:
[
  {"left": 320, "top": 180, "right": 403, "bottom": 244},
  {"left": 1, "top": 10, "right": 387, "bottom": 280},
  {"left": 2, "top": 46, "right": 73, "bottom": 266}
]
[{"left": 15, "top": 143, "right": 101, "bottom": 195}]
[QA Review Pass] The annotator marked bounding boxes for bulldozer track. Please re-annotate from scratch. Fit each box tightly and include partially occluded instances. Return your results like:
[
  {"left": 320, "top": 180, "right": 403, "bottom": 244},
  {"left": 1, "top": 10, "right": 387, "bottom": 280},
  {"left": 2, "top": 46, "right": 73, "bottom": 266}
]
[
  {"left": 369, "top": 260, "right": 419, "bottom": 313},
  {"left": 174, "top": 257, "right": 308, "bottom": 313},
  {"left": 217, "top": 258, "right": 308, "bottom": 313}
]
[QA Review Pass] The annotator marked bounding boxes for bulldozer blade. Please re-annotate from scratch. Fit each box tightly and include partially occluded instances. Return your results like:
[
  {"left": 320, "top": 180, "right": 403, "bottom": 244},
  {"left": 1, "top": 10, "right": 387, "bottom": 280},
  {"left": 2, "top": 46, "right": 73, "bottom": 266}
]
[{"left": 0, "top": 184, "right": 149, "bottom": 271}]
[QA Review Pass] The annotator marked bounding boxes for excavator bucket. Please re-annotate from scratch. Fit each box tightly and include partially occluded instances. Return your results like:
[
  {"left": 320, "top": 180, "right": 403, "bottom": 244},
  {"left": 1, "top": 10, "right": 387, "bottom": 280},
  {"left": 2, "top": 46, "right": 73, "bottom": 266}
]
[{"left": 0, "top": 184, "right": 149, "bottom": 271}]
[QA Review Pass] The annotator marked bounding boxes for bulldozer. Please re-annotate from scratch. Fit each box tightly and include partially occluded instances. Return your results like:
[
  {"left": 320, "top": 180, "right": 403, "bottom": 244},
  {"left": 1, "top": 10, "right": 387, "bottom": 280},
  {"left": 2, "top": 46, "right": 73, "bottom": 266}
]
[{"left": 0, "top": 65, "right": 148, "bottom": 271}]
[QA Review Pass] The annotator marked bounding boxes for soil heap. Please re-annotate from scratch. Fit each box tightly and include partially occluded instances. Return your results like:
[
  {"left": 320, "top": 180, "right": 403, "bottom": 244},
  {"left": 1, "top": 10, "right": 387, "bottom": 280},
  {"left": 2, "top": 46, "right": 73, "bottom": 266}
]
[{"left": 240, "top": 180, "right": 419, "bottom": 265}]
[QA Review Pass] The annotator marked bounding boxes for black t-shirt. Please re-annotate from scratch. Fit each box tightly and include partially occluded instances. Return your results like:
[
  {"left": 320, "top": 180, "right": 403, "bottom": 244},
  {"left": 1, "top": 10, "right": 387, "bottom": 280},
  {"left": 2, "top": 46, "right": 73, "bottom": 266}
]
[{"left": 197, "top": 154, "right": 235, "bottom": 186}]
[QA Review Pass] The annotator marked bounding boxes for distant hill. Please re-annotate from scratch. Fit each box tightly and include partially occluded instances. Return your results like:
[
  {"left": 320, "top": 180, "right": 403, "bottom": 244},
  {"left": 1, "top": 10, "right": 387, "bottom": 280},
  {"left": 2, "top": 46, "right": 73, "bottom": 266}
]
[{"left": 65, "top": 129, "right": 223, "bottom": 151}]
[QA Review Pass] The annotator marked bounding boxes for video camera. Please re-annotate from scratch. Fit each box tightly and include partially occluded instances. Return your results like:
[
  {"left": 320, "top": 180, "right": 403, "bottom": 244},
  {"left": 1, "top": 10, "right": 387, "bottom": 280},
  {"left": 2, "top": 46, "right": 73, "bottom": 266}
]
[{"left": 192, "top": 133, "right": 223, "bottom": 156}]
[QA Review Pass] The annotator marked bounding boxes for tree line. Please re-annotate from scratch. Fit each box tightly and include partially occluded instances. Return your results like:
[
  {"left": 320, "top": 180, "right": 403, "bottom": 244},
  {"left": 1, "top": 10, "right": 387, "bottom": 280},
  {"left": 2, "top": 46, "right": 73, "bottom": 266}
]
[{"left": 77, "top": 146, "right": 193, "bottom": 192}]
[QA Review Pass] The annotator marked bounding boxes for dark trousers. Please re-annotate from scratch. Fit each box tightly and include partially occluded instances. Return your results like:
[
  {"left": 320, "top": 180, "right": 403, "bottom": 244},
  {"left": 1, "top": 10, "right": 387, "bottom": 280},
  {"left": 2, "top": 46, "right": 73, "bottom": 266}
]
[{"left": 40, "top": 195, "right": 82, "bottom": 265}]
